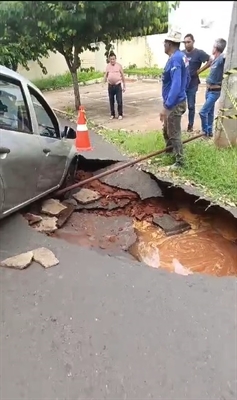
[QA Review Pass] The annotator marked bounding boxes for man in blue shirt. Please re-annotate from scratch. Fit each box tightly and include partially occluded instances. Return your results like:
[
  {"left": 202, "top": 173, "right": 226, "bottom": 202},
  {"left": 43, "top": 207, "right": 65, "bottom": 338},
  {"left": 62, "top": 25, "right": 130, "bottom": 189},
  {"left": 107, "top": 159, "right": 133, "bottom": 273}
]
[
  {"left": 199, "top": 38, "right": 226, "bottom": 138},
  {"left": 183, "top": 34, "right": 211, "bottom": 132},
  {"left": 160, "top": 29, "right": 190, "bottom": 168}
]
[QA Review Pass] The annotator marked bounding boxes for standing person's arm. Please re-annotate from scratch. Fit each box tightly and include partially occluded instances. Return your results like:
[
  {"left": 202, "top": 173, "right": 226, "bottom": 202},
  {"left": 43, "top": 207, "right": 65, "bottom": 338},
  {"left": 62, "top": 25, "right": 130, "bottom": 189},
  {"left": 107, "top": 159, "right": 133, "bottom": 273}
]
[
  {"left": 104, "top": 65, "right": 109, "bottom": 83},
  {"left": 104, "top": 72, "right": 109, "bottom": 83},
  {"left": 160, "top": 62, "right": 182, "bottom": 122},
  {"left": 120, "top": 65, "right": 126, "bottom": 92},
  {"left": 197, "top": 50, "right": 212, "bottom": 75},
  {"left": 165, "top": 64, "right": 182, "bottom": 109}
]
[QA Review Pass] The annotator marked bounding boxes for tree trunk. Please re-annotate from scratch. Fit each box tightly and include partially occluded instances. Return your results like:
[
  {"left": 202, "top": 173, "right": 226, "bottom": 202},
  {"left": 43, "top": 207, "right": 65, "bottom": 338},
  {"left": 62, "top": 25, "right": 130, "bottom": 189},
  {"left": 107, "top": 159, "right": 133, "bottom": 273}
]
[
  {"left": 62, "top": 50, "right": 81, "bottom": 111},
  {"left": 70, "top": 70, "right": 81, "bottom": 110},
  {"left": 214, "top": 1, "right": 237, "bottom": 148}
]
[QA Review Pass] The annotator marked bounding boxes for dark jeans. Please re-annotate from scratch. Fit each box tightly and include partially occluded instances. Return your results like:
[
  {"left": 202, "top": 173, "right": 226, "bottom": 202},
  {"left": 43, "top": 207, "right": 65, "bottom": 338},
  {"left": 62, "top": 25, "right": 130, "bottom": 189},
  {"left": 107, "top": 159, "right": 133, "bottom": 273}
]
[
  {"left": 186, "top": 85, "right": 198, "bottom": 127},
  {"left": 108, "top": 83, "right": 123, "bottom": 117},
  {"left": 199, "top": 89, "right": 221, "bottom": 136},
  {"left": 163, "top": 101, "right": 186, "bottom": 164}
]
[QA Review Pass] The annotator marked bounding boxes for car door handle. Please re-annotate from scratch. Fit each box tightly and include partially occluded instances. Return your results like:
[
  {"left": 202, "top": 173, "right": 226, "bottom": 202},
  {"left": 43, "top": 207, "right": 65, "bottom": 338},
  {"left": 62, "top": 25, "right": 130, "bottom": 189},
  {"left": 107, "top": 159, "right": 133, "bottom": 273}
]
[
  {"left": 0, "top": 147, "right": 10, "bottom": 154},
  {"left": 43, "top": 148, "right": 51, "bottom": 154}
]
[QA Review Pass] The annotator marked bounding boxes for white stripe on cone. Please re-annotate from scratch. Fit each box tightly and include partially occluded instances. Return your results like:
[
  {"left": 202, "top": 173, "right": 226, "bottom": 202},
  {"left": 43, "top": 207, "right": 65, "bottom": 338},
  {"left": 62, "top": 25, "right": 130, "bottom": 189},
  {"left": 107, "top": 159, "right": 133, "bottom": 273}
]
[{"left": 77, "top": 124, "right": 88, "bottom": 131}]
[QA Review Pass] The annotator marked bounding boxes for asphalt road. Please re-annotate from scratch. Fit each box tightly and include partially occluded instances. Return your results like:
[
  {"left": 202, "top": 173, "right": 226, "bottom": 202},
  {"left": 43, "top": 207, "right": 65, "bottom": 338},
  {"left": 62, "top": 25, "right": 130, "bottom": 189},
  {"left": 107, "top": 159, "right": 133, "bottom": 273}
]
[{"left": 0, "top": 120, "right": 236, "bottom": 399}]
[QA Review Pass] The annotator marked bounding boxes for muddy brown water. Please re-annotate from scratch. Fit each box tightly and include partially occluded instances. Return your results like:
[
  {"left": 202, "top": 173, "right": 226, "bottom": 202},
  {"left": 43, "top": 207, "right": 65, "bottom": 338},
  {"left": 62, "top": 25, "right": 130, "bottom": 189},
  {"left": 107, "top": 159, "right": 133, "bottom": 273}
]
[
  {"left": 130, "top": 212, "right": 237, "bottom": 277},
  {"left": 30, "top": 170, "right": 237, "bottom": 278}
]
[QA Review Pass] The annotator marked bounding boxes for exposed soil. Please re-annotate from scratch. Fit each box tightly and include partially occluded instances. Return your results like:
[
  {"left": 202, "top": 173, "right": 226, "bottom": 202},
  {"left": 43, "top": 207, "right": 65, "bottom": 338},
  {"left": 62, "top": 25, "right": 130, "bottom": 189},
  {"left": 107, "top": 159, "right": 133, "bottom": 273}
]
[{"left": 73, "top": 171, "right": 167, "bottom": 221}]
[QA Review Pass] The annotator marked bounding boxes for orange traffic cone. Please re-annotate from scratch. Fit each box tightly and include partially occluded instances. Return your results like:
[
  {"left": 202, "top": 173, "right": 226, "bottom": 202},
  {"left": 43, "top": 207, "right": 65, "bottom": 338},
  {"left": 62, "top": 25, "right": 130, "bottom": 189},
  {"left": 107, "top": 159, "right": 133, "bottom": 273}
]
[{"left": 75, "top": 106, "right": 92, "bottom": 151}]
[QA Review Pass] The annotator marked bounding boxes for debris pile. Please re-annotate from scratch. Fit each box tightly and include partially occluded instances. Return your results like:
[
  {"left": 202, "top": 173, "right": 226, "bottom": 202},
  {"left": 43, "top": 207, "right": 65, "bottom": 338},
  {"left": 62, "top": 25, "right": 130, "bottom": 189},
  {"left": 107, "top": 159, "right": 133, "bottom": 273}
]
[
  {"left": 24, "top": 198, "right": 76, "bottom": 234},
  {"left": 70, "top": 170, "right": 167, "bottom": 221}
]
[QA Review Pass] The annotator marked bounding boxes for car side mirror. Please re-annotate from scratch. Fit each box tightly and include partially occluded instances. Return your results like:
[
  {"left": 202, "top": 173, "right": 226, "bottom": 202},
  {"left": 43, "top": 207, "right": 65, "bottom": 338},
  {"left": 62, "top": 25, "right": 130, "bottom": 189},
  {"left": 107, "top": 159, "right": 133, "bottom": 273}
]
[{"left": 62, "top": 126, "right": 76, "bottom": 139}]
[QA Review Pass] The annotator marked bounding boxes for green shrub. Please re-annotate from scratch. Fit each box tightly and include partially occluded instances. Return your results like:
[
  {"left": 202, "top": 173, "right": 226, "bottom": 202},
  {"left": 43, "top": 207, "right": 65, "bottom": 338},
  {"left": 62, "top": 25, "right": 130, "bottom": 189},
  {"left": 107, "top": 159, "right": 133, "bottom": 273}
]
[
  {"left": 33, "top": 70, "right": 103, "bottom": 91},
  {"left": 124, "top": 66, "right": 209, "bottom": 78}
]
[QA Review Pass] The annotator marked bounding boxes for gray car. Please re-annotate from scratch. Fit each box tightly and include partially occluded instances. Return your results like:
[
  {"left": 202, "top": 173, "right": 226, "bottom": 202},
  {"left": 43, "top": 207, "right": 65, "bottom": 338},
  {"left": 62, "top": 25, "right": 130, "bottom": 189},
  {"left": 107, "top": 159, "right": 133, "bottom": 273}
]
[{"left": 0, "top": 65, "right": 78, "bottom": 220}]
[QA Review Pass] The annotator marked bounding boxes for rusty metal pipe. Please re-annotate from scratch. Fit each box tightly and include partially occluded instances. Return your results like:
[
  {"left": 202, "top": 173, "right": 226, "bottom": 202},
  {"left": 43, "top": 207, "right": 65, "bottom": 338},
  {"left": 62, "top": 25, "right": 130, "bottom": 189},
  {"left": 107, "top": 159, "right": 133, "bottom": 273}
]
[{"left": 55, "top": 133, "right": 204, "bottom": 197}]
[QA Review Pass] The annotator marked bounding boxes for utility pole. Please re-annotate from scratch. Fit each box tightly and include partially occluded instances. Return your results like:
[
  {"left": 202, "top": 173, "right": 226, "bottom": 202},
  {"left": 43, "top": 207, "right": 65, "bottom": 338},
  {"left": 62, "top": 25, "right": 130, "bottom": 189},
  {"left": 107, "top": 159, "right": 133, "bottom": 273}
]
[{"left": 214, "top": 1, "right": 237, "bottom": 148}]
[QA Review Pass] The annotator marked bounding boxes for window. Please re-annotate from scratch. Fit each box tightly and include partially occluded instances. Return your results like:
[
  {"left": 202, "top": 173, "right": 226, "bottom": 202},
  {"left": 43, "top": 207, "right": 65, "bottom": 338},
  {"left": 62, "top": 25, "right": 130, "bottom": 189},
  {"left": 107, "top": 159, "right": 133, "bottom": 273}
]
[
  {"left": 0, "top": 76, "right": 31, "bottom": 133},
  {"left": 29, "top": 87, "right": 60, "bottom": 138}
]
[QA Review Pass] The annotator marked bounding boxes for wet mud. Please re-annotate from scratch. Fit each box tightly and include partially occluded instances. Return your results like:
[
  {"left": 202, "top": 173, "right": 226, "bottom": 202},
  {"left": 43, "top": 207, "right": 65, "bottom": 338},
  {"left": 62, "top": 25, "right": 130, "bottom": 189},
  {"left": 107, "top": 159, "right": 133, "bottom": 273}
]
[
  {"left": 54, "top": 214, "right": 137, "bottom": 257},
  {"left": 26, "top": 167, "right": 237, "bottom": 278}
]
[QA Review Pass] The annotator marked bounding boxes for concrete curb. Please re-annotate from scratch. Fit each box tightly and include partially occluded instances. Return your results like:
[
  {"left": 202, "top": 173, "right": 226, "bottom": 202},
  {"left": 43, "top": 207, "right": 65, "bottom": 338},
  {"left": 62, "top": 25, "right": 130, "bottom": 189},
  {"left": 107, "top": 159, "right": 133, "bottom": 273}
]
[
  {"left": 53, "top": 107, "right": 127, "bottom": 134},
  {"left": 53, "top": 108, "right": 76, "bottom": 124},
  {"left": 79, "top": 77, "right": 103, "bottom": 86},
  {"left": 53, "top": 107, "right": 71, "bottom": 116}
]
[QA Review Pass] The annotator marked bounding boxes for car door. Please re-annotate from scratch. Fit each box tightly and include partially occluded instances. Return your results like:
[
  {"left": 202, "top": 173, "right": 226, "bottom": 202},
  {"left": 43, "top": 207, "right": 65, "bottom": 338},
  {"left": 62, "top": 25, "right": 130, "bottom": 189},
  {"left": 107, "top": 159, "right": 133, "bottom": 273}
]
[
  {"left": 0, "top": 173, "right": 4, "bottom": 215},
  {"left": 0, "top": 75, "right": 42, "bottom": 214},
  {"left": 28, "top": 86, "right": 72, "bottom": 195}
]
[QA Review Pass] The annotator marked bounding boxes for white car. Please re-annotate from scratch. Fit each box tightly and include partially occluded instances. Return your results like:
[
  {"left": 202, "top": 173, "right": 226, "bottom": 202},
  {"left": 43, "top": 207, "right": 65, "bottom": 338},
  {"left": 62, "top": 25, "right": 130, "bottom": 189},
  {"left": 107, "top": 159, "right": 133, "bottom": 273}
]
[{"left": 0, "top": 65, "right": 78, "bottom": 220}]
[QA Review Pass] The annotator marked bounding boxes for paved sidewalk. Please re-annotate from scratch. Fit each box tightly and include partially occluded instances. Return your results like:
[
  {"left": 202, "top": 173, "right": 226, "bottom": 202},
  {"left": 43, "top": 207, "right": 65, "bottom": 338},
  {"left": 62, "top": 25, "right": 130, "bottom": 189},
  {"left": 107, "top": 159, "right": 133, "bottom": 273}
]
[{"left": 45, "top": 81, "right": 220, "bottom": 132}]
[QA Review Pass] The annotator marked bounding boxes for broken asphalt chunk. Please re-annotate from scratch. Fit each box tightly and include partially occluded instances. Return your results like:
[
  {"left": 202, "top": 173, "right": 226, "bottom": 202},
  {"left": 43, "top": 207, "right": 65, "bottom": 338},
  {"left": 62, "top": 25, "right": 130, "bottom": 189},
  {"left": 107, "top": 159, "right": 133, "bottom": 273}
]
[
  {"left": 73, "top": 188, "right": 102, "bottom": 204},
  {"left": 0, "top": 248, "right": 59, "bottom": 270},
  {"left": 57, "top": 203, "right": 76, "bottom": 228},
  {"left": 34, "top": 216, "right": 58, "bottom": 233},
  {"left": 33, "top": 247, "right": 59, "bottom": 269},
  {"left": 41, "top": 198, "right": 67, "bottom": 216},
  {"left": 0, "top": 251, "right": 33, "bottom": 270},
  {"left": 76, "top": 198, "right": 130, "bottom": 211},
  {"left": 24, "top": 213, "right": 43, "bottom": 225},
  {"left": 93, "top": 163, "right": 163, "bottom": 200},
  {"left": 153, "top": 213, "right": 191, "bottom": 236},
  {"left": 63, "top": 198, "right": 78, "bottom": 207}
]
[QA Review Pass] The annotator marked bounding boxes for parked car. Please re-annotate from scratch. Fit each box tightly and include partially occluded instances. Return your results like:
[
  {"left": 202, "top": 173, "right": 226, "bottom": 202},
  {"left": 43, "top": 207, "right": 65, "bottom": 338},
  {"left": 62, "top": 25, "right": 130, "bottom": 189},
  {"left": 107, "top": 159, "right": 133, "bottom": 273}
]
[{"left": 0, "top": 65, "right": 78, "bottom": 220}]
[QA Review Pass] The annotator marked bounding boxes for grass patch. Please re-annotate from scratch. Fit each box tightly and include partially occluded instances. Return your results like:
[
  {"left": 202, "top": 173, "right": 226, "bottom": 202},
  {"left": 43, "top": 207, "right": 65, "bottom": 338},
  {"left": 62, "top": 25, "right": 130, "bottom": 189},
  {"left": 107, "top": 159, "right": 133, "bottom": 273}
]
[
  {"left": 99, "top": 129, "right": 237, "bottom": 205},
  {"left": 33, "top": 70, "right": 103, "bottom": 91},
  {"left": 124, "top": 66, "right": 209, "bottom": 79}
]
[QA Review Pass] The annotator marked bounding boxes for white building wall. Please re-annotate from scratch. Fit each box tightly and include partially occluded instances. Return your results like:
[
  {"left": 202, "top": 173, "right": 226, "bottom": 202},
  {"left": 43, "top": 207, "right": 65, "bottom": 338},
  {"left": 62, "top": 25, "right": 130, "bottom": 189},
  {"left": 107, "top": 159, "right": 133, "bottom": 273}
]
[{"left": 147, "top": 1, "right": 233, "bottom": 68}]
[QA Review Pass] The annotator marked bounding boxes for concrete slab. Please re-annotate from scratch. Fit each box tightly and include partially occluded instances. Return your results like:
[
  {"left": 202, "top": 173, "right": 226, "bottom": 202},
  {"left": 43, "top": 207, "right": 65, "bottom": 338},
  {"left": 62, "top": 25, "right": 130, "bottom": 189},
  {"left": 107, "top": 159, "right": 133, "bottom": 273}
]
[
  {"left": 32, "top": 247, "right": 59, "bottom": 269},
  {"left": 73, "top": 188, "right": 101, "bottom": 204},
  {"left": 153, "top": 213, "right": 191, "bottom": 236},
  {"left": 0, "top": 251, "right": 33, "bottom": 270},
  {"left": 41, "top": 199, "right": 67, "bottom": 216}
]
